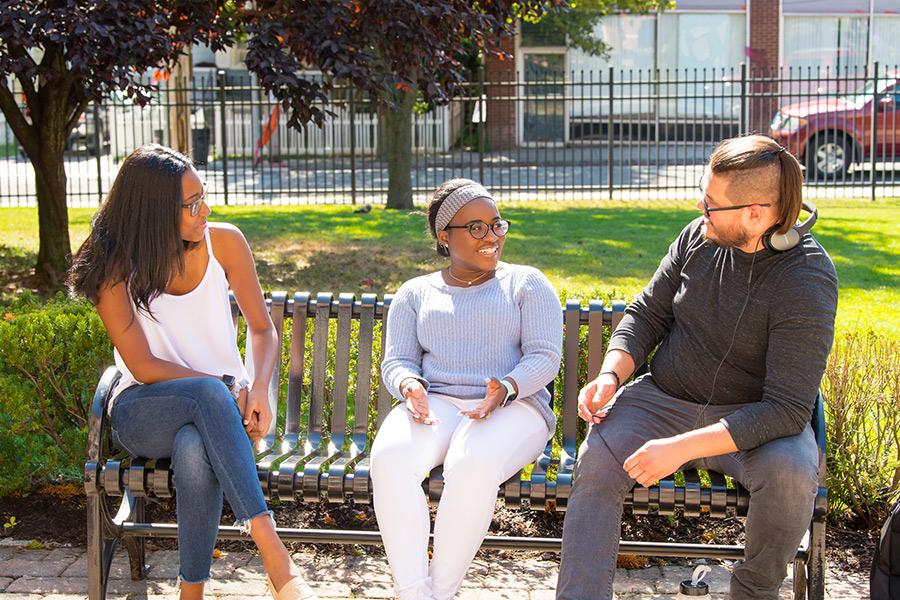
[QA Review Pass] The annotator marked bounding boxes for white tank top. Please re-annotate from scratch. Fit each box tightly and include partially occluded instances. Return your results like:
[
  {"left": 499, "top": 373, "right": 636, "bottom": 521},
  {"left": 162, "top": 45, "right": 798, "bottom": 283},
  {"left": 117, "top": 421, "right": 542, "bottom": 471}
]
[{"left": 110, "top": 227, "right": 249, "bottom": 410}]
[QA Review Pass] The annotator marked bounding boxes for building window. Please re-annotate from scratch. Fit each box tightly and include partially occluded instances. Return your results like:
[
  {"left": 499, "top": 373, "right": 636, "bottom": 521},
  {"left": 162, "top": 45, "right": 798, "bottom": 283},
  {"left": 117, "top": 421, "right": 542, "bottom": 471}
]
[{"left": 783, "top": 16, "right": 869, "bottom": 77}]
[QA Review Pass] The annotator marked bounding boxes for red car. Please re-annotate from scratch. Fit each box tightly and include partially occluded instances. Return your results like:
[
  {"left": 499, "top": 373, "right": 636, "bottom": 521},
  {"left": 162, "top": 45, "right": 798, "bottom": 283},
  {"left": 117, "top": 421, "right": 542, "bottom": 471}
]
[{"left": 770, "top": 77, "right": 900, "bottom": 180}]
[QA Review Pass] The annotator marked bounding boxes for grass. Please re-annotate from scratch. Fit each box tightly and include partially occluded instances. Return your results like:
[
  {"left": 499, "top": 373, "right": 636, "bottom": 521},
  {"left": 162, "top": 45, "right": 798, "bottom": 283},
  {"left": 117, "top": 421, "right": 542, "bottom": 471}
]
[{"left": 1, "top": 198, "right": 898, "bottom": 335}]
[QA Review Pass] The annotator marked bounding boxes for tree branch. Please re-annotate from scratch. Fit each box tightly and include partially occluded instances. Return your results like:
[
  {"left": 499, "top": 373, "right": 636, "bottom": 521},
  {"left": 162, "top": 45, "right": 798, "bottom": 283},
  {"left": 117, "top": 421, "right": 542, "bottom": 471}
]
[
  {"left": 64, "top": 96, "right": 92, "bottom": 137},
  {"left": 0, "top": 82, "right": 36, "bottom": 156},
  {"left": 6, "top": 42, "right": 39, "bottom": 111}
]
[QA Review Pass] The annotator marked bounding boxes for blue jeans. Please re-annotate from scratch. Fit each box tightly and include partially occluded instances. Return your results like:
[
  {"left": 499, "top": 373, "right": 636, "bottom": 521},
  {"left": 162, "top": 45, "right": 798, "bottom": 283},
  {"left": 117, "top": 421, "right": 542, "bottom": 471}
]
[{"left": 110, "top": 377, "right": 270, "bottom": 584}]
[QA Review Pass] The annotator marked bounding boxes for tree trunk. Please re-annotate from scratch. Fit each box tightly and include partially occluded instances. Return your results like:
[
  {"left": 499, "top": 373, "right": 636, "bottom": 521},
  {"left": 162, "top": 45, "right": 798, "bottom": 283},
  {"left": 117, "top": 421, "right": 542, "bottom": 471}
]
[
  {"left": 34, "top": 118, "right": 72, "bottom": 289},
  {"left": 384, "top": 89, "right": 415, "bottom": 210}
]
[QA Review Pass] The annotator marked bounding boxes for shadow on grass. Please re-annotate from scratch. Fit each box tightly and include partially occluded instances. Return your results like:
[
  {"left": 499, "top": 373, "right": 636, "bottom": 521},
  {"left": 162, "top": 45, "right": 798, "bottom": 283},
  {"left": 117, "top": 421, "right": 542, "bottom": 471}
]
[{"left": 0, "top": 244, "right": 42, "bottom": 300}]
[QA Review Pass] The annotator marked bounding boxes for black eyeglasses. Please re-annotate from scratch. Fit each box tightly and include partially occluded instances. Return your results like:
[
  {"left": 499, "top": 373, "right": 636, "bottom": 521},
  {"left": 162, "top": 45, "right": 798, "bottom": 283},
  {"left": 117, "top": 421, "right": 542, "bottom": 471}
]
[
  {"left": 182, "top": 182, "right": 208, "bottom": 217},
  {"left": 444, "top": 219, "right": 510, "bottom": 240},
  {"left": 700, "top": 197, "right": 772, "bottom": 219}
]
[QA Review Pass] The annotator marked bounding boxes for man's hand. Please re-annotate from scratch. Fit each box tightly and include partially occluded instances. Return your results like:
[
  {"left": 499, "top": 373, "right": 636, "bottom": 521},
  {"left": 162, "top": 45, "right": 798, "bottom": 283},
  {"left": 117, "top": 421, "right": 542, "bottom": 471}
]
[
  {"left": 460, "top": 377, "right": 506, "bottom": 420},
  {"left": 577, "top": 372, "right": 619, "bottom": 424},
  {"left": 243, "top": 386, "right": 272, "bottom": 443},
  {"left": 623, "top": 438, "right": 690, "bottom": 487},
  {"left": 401, "top": 378, "right": 438, "bottom": 425}
]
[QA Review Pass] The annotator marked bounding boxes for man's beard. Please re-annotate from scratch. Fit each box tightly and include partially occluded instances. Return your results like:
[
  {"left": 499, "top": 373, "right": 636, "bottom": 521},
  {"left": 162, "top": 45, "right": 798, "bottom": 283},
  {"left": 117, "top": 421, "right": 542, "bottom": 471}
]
[{"left": 702, "top": 222, "right": 752, "bottom": 249}]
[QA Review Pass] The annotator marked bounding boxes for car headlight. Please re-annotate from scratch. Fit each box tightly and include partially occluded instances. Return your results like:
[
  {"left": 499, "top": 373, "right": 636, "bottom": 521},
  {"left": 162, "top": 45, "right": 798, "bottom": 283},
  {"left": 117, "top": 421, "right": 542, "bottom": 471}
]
[{"left": 771, "top": 112, "right": 807, "bottom": 133}]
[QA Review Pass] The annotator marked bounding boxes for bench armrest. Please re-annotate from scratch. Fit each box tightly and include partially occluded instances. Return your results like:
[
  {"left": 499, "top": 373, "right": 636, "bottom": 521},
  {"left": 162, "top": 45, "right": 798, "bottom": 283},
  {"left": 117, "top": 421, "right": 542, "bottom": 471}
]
[
  {"left": 86, "top": 367, "right": 121, "bottom": 463},
  {"left": 811, "top": 390, "right": 826, "bottom": 458}
]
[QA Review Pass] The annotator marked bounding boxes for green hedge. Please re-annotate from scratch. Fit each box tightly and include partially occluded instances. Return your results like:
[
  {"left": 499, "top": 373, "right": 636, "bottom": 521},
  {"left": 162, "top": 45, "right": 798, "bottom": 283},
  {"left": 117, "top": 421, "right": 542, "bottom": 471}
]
[{"left": 0, "top": 294, "right": 111, "bottom": 495}]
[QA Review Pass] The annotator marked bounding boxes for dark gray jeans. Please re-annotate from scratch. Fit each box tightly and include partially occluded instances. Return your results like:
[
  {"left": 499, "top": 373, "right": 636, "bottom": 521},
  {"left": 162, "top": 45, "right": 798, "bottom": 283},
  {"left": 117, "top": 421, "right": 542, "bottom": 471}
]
[{"left": 557, "top": 375, "right": 819, "bottom": 600}]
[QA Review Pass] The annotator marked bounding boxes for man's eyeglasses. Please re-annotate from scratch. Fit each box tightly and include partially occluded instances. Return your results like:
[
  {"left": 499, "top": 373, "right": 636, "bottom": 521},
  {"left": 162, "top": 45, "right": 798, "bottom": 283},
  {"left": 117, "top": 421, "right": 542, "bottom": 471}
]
[
  {"left": 444, "top": 219, "right": 510, "bottom": 240},
  {"left": 182, "top": 183, "right": 208, "bottom": 217},
  {"left": 700, "top": 197, "right": 772, "bottom": 218},
  {"left": 697, "top": 179, "right": 771, "bottom": 218}
]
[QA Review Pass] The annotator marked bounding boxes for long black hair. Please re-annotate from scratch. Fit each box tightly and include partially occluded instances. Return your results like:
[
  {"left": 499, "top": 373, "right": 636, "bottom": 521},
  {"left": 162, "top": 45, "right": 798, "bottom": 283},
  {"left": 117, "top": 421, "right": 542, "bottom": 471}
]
[{"left": 68, "top": 144, "right": 195, "bottom": 315}]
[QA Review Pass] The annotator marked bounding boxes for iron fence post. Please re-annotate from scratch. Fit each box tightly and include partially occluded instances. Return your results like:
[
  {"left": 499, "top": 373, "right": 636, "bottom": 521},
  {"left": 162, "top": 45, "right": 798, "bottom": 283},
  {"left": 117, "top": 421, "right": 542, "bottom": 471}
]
[
  {"left": 740, "top": 62, "right": 747, "bottom": 135},
  {"left": 478, "top": 64, "right": 485, "bottom": 184},
  {"left": 608, "top": 66, "right": 614, "bottom": 200},
  {"left": 350, "top": 87, "right": 357, "bottom": 206},
  {"left": 93, "top": 102, "right": 103, "bottom": 205},
  {"left": 218, "top": 69, "right": 229, "bottom": 205},
  {"left": 871, "top": 62, "right": 879, "bottom": 202}
]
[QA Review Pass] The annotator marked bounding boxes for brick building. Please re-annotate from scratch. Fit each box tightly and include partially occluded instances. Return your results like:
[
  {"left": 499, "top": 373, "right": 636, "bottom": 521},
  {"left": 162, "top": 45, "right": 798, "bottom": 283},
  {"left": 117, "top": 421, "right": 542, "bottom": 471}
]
[{"left": 485, "top": 0, "right": 900, "bottom": 148}]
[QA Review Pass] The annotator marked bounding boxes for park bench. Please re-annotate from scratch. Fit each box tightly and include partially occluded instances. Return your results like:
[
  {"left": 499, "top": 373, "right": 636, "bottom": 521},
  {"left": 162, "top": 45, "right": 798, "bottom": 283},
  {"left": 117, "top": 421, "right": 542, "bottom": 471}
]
[{"left": 84, "top": 291, "right": 827, "bottom": 600}]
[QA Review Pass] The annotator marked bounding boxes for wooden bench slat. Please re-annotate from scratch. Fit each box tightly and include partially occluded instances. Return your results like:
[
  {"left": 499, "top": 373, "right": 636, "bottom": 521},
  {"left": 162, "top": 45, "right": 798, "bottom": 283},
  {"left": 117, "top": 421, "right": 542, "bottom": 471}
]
[
  {"left": 375, "top": 295, "right": 393, "bottom": 429},
  {"left": 587, "top": 300, "right": 605, "bottom": 381},
  {"left": 331, "top": 293, "right": 354, "bottom": 436},
  {"left": 309, "top": 292, "right": 331, "bottom": 439},
  {"left": 353, "top": 294, "right": 377, "bottom": 437},
  {"left": 286, "top": 292, "right": 311, "bottom": 443}
]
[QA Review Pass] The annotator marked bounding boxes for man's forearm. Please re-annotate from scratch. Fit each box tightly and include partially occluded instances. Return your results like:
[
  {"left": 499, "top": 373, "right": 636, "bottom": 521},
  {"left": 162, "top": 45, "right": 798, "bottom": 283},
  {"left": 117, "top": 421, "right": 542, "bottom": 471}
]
[
  {"left": 599, "top": 349, "right": 636, "bottom": 386},
  {"left": 672, "top": 421, "right": 739, "bottom": 462}
]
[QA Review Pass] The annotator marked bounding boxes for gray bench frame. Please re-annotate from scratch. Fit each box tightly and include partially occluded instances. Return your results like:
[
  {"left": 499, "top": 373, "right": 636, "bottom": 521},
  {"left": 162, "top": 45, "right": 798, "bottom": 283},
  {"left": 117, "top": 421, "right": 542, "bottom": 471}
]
[{"left": 84, "top": 291, "right": 827, "bottom": 599}]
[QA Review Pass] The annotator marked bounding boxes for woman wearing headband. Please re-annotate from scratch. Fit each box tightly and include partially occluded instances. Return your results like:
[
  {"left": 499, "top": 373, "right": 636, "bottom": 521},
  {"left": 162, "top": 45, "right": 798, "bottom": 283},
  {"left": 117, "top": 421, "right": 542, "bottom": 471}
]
[{"left": 369, "top": 178, "right": 563, "bottom": 600}]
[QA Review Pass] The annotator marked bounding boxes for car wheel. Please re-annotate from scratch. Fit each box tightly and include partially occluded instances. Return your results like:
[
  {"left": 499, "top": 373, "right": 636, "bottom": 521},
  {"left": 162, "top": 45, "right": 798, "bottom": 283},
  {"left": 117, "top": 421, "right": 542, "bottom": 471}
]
[{"left": 806, "top": 134, "right": 854, "bottom": 181}]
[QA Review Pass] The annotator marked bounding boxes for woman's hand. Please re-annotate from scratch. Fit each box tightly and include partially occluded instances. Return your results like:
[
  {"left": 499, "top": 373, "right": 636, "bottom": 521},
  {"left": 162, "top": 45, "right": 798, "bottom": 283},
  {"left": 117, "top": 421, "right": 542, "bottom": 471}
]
[
  {"left": 242, "top": 386, "right": 273, "bottom": 443},
  {"left": 401, "top": 378, "right": 438, "bottom": 425},
  {"left": 461, "top": 377, "right": 506, "bottom": 420}
]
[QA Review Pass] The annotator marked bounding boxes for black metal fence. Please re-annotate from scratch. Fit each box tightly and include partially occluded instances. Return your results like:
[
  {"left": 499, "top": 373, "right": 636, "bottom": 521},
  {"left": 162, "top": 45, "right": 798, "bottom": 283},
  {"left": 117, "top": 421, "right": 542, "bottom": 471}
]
[{"left": 1, "top": 63, "right": 898, "bottom": 207}]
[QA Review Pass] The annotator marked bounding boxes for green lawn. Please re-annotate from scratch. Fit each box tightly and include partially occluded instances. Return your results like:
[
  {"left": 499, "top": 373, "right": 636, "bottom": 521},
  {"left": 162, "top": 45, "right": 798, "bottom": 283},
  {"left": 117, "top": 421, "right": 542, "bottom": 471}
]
[{"left": 1, "top": 198, "right": 898, "bottom": 335}]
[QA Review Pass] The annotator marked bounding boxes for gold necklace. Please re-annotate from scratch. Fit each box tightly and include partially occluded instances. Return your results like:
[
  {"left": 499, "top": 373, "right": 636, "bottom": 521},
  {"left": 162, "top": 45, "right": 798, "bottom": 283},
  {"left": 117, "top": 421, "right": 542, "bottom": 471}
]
[{"left": 446, "top": 266, "right": 493, "bottom": 286}]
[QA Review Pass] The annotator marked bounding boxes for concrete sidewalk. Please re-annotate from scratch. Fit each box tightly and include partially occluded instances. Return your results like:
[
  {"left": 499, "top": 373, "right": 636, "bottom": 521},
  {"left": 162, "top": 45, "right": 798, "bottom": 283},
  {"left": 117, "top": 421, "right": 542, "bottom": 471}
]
[{"left": 0, "top": 541, "right": 869, "bottom": 599}]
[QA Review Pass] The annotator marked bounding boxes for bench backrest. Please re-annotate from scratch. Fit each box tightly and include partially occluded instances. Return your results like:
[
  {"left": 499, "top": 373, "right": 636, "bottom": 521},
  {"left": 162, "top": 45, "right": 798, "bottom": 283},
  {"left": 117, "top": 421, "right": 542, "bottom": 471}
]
[{"left": 235, "top": 291, "right": 626, "bottom": 488}]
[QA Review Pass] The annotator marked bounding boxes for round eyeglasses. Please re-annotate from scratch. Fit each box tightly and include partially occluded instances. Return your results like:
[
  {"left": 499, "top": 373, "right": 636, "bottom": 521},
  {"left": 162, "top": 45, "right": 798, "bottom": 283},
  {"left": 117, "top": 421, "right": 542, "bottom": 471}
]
[
  {"left": 181, "top": 182, "right": 208, "bottom": 217},
  {"left": 444, "top": 219, "right": 510, "bottom": 240}
]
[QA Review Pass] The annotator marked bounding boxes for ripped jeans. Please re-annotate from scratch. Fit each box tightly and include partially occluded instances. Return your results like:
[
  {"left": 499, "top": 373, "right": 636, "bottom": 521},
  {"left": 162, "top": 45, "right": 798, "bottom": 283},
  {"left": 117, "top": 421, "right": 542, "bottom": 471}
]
[{"left": 110, "top": 377, "right": 270, "bottom": 584}]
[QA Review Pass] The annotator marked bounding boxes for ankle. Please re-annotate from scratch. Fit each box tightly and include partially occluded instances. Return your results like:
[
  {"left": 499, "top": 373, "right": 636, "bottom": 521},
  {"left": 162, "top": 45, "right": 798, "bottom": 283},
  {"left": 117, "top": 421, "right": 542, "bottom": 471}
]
[{"left": 262, "top": 551, "right": 297, "bottom": 590}]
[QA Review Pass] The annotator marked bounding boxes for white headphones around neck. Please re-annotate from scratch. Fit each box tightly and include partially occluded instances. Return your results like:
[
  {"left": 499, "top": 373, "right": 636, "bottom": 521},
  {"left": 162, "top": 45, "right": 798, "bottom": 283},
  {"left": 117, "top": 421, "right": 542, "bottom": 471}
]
[{"left": 762, "top": 200, "right": 818, "bottom": 252}]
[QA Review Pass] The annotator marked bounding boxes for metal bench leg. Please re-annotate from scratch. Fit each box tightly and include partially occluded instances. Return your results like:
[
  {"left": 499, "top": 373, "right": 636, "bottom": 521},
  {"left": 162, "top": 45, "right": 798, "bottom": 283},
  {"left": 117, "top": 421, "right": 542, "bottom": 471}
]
[
  {"left": 123, "top": 496, "right": 147, "bottom": 580},
  {"left": 792, "top": 558, "right": 807, "bottom": 599},
  {"left": 87, "top": 494, "right": 117, "bottom": 600},
  {"left": 807, "top": 519, "right": 826, "bottom": 600}
]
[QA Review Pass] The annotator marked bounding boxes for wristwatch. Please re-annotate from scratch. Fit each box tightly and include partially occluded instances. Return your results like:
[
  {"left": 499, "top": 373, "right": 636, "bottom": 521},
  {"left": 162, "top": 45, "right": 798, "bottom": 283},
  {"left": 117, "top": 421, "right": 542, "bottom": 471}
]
[
  {"left": 499, "top": 379, "right": 518, "bottom": 407},
  {"left": 221, "top": 374, "right": 250, "bottom": 400},
  {"left": 221, "top": 374, "right": 236, "bottom": 392}
]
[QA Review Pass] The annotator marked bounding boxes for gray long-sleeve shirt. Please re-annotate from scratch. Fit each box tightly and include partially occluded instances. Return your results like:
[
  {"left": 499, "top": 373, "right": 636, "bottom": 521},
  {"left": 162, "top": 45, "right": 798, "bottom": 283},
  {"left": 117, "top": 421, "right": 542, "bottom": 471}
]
[
  {"left": 381, "top": 262, "right": 563, "bottom": 431},
  {"left": 608, "top": 217, "right": 838, "bottom": 451}
]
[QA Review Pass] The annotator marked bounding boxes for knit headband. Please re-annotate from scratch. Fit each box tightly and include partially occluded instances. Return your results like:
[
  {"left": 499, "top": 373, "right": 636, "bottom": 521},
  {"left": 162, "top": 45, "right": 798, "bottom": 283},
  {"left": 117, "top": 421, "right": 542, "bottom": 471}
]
[{"left": 434, "top": 183, "right": 494, "bottom": 233}]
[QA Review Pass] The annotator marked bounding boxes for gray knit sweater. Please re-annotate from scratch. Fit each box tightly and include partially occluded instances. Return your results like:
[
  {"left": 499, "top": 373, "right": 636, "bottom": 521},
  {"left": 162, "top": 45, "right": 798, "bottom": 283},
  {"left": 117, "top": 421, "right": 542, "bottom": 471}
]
[
  {"left": 381, "top": 262, "right": 563, "bottom": 431},
  {"left": 608, "top": 217, "right": 838, "bottom": 451}
]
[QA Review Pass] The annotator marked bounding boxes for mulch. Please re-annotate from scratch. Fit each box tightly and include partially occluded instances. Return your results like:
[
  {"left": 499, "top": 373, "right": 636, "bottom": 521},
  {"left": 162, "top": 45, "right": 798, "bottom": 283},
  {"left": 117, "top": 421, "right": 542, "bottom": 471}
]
[{"left": 0, "top": 482, "right": 878, "bottom": 575}]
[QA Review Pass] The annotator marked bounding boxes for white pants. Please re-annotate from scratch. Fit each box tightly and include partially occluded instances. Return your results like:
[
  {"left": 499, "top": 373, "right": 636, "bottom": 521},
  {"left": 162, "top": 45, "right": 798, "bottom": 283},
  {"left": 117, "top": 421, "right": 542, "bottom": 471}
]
[{"left": 370, "top": 394, "right": 550, "bottom": 600}]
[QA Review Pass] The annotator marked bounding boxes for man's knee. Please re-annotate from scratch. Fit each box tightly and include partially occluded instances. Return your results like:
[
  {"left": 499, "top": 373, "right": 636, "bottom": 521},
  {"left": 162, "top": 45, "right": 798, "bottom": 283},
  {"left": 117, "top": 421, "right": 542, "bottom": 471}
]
[
  {"left": 744, "top": 437, "right": 819, "bottom": 507},
  {"left": 570, "top": 429, "right": 634, "bottom": 500}
]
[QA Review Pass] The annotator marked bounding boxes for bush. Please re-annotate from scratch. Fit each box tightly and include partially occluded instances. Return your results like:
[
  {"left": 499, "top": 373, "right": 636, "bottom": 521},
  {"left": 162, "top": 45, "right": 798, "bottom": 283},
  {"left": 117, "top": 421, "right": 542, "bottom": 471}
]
[
  {"left": 0, "top": 293, "right": 112, "bottom": 495},
  {"left": 823, "top": 330, "right": 900, "bottom": 528}
]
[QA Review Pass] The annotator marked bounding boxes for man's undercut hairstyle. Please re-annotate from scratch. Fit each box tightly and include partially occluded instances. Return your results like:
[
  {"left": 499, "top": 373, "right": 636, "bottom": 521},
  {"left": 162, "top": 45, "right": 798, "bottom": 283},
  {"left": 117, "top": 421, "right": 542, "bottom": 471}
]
[
  {"left": 708, "top": 134, "right": 804, "bottom": 234},
  {"left": 427, "top": 178, "right": 481, "bottom": 257}
]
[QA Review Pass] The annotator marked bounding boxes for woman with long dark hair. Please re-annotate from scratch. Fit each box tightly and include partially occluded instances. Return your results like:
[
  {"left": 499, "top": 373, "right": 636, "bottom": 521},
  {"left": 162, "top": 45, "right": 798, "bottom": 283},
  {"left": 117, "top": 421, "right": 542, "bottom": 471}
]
[
  {"left": 369, "top": 178, "right": 563, "bottom": 600},
  {"left": 69, "top": 144, "right": 317, "bottom": 600}
]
